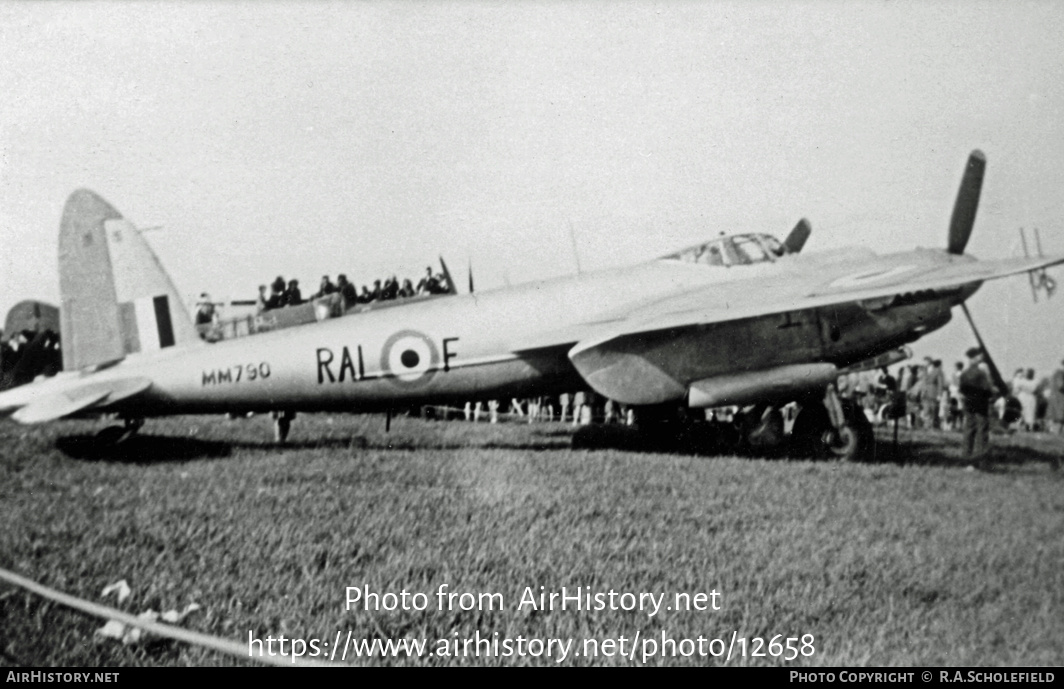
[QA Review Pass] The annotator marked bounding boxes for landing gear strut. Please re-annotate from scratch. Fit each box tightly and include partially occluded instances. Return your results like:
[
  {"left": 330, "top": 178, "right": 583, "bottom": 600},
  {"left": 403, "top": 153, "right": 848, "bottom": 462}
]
[{"left": 272, "top": 410, "right": 296, "bottom": 443}]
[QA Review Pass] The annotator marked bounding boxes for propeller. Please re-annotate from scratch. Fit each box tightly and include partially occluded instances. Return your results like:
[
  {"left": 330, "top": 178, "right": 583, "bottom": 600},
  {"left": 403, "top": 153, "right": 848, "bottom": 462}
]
[
  {"left": 783, "top": 218, "right": 811, "bottom": 254},
  {"left": 468, "top": 263, "right": 475, "bottom": 294},
  {"left": 947, "top": 150, "right": 986, "bottom": 255}
]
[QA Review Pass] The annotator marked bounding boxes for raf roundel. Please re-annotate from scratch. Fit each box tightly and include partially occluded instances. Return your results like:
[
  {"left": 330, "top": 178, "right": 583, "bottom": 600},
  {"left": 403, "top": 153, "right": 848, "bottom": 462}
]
[{"left": 380, "top": 330, "right": 440, "bottom": 387}]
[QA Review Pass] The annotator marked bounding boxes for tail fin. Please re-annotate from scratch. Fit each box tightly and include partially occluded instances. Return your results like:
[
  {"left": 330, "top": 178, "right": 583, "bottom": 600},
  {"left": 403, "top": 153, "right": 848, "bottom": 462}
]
[{"left": 58, "top": 189, "right": 199, "bottom": 370}]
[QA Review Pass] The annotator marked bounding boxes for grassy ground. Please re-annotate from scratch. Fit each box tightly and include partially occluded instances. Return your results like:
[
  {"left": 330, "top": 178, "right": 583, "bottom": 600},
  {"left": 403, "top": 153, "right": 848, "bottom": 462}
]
[{"left": 1, "top": 413, "right": 1061, "bottom": 666}]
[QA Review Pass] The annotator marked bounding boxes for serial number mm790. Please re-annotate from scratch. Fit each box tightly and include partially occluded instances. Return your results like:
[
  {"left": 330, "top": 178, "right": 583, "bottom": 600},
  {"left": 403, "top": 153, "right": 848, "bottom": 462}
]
[{"left": 202, "top": 362, "right": 271, "bottom": 386}]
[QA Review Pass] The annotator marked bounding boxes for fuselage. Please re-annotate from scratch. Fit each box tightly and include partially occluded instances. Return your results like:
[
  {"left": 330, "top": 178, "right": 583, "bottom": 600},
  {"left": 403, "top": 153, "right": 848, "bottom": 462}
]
[{"left": 0, "top": 243, "right": 980, "bottom": 418}]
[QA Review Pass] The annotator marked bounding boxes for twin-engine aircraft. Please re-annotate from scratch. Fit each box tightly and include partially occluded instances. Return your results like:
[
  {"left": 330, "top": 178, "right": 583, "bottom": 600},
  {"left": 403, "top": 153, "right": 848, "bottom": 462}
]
[{"left": 0, "top": 150, "right": 1060, "bottom": 458}]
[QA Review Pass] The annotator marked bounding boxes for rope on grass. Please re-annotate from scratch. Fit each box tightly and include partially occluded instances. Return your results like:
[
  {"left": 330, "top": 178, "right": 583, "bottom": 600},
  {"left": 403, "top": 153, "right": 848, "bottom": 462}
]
[{"left": 0, "top": 566, "right": 337, "bottom": 667}]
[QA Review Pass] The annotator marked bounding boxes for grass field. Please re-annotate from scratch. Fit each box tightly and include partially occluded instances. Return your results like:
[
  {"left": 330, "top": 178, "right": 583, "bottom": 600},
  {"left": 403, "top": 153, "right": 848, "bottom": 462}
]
[{"left": 1, "top": 413, "right": 1062, "bottom": 666}]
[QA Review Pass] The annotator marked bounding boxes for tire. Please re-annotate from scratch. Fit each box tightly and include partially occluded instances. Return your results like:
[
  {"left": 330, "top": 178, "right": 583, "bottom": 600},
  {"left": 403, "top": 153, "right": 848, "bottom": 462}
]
[
  {"left": 791, "top": 400, "right": 874, "bottom": 461},
  {"left": 790, "top": 403, "right": 831, "bottom": 458},
  {"left": 826, "top": 424, "right": 860, "bottom": 460}
]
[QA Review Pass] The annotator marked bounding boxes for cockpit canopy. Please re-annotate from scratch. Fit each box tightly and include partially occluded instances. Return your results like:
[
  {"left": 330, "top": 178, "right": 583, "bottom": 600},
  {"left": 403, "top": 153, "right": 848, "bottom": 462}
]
[{"left": 661, "top": 233, "right": 789, "bottom": 266}]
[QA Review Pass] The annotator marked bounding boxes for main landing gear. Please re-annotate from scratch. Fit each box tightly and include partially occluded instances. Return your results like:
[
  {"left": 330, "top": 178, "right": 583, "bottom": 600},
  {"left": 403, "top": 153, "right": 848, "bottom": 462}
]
[
  {"left": 573, "top": 384, "right": 875, "bottom": 461},
  {"left": 790, "top": 386, "right": 874, "bottom": 461}
]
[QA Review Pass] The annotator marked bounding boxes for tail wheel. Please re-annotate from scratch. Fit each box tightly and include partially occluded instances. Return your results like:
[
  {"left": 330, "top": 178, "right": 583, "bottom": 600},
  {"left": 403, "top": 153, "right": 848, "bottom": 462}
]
[{"left": 95, "top": 425, "right": 135, "bottom": 447}]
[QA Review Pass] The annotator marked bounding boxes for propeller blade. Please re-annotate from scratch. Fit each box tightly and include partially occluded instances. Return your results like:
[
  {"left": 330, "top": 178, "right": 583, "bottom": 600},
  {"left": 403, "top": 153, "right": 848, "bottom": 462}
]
[
  {"left": 783, "top": 218, "right": 812, "bottom": 254},
  {"left": 947, "top": 150, "right": 986, "bottom": 255},
  {"left": 960, "top": 303, "right": 1010, "bottom": 397},
  {"left": 468, "top": 264, "right": 475, "bottom": 294}
]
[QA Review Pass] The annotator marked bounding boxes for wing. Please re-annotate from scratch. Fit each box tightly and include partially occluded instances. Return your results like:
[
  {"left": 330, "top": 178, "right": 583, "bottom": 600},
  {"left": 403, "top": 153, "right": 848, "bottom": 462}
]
[
  {"left": 573, "top": 253, "right": 1064, "bottom": 357},
  {"left": 568, "top": 253, "right": 1064, "bottom": 403}
]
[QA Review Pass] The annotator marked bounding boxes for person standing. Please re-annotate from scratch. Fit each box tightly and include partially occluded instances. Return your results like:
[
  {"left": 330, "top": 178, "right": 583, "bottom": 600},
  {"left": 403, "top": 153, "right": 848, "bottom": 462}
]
[
  {"left": 315, "top": 275, "right": 338, "bottom": 299},
  {"left": 283, "top": 279, "right": 303, "bottom": 306},
  {"left": 337, "top": 274, "right": 358, "bottom": 311},
  {"left": 571, "top": 391, "right": 586, "bottom": 426},
  {"left": 1014, "top": 368, "right": 1039, "bottom": 431},
  {"left": 947, "top": 361, "right": 964, "bottom": 430},
  {"left": 922, "top": 359, "right": 946, "bottom": 429},
  {"left": 255, "top": 284, "right": 269, "bottom": 314},
  {"left": 1047, "top": 359, "right": 1064, "bottom": 434},
  {"left": 906, "top": 365, "right": 926, "bottom": 428},
  {"left": 266, "top": 276, "right": 286, "bottom": 310},
  {"left": 959, "top": 347, "right": 995, "bottom": 465},
  {"left": 194, "top": 293, "right": 216, "bottom": 327},
  {"left": 416, "top": 267, "right": 439, "bottom": 295}
]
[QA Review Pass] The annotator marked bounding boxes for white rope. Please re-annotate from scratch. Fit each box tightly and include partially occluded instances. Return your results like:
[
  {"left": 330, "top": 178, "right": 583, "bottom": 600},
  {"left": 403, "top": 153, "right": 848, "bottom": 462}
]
[{"left": 0, "top": 566, "right": 337, "bottom": 666}]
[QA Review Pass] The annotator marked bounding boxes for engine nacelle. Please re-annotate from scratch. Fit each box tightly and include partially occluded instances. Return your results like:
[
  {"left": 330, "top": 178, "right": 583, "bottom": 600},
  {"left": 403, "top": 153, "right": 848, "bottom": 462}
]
[{"left": 687, "top": 362, "right": 839, "bottom": 408}]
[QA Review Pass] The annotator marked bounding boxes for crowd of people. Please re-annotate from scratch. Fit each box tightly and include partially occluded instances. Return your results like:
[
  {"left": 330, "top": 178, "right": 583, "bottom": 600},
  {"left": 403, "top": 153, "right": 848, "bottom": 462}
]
[
  {"left": 450, "top": 392, "right": 633, "bottom": 426},
  {"left": 0, "top": 327, "right": 62, "bottom": 387},
  {"left": 253, "top": 267, "right": 451, "bottom": 315},
  {"left": 838, "top": 354, "right": 1064, "bottom": 435},
  {"left": 191, "top": 267, "right": 454, "bottom": 336}
]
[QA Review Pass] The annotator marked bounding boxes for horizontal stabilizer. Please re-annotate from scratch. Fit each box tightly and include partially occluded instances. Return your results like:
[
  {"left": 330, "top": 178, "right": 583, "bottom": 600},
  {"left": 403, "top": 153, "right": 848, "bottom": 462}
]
[{"left": 11, "top": 377, "right": 151, "bottom": 424}]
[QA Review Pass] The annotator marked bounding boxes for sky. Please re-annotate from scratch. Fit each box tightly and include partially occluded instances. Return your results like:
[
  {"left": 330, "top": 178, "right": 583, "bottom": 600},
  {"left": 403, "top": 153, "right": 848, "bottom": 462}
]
[{"left": 2, "top": 1, "right": 1064, "bottom": 376}]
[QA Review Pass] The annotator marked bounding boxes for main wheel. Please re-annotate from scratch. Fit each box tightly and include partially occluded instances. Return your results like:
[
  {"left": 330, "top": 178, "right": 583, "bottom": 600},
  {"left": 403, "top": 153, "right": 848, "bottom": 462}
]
[
  {"left": 790, "top": 403, "right": 831, "bottom": 458},
  {"left": 790, "top": 400, "right": 873, "bottom": 461},
  {"left": 825, "top": 425, "right": 860, "bottom": 460}
]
